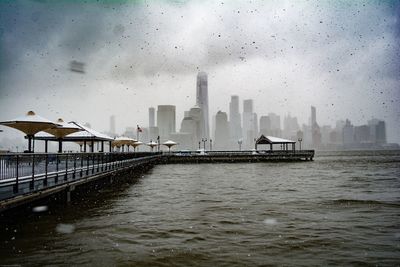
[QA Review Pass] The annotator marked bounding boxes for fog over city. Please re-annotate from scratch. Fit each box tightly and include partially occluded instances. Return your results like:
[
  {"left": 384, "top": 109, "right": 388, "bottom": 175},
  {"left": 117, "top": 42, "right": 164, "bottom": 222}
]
[{"left": 0, "top": 0, "right": 399, "bottom": 147}]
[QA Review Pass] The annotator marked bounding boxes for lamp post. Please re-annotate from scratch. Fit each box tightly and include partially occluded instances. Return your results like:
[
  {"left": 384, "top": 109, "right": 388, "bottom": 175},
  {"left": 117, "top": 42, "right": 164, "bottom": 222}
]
[
  {"left": 201, "top": 138, "right": 207, "bottom": 151},
  {"left": 210, "top": 139, "right": 212, "bottom": 151},
  {"left": 298, "top": 138, "right": 303, "bottom": 151},
  {"left": 238, "top": 139, "right": 242, "bottom": 151}
]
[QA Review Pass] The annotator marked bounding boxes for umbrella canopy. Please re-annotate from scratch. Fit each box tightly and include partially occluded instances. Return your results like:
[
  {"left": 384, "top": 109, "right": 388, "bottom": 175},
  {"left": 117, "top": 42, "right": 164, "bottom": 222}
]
[
  {"left": 43, "top": 118, "right": 82, "bottom": 139},
  {"left": 0, "top": 111, "right": 59, "bottom": 152},
  {"left": 112, "top": 136, "right": 137, "bottom": 147},
  {"left": 132, "top": 141, "right": 143, "bottom": 147},
  {"left": 146, "top": 141, "right": 158, "bottom": 152},
  {"left": 0, "top": 111, "right": 58, "bottom": 136},
  {"left": 130, "top": 141, "right": 143, "bottom": 152},
  {"left": 163, "top": 140, "right": 178, "bottom": 152},
  {"left": 146, "top": 141, "right": 158, "bottom": 147},
  {"left": 42, "top": 118, "right": 83, "bottom": 153}
]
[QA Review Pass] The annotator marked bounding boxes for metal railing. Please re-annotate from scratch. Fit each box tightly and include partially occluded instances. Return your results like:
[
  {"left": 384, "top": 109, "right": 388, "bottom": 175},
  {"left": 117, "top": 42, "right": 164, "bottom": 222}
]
[
  {"left": 170, "top": 150, "right": 315, "bottom": 156},
  {"left": 0, "top": 152, "right": 161, "bottom": 200}
]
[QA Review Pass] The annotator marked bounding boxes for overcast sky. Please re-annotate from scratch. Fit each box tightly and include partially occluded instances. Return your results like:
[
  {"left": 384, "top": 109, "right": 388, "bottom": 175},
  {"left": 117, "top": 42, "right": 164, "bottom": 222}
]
[{"left": 0, "top": 0, "right": 399, "bottom": 144}]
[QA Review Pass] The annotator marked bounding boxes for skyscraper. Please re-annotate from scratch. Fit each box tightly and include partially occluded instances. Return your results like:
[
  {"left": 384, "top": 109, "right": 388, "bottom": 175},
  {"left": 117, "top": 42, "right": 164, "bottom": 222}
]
[
  {"left": 242, "top": 99, "right": 258, "bottom": 148},
  {"left": 311, "top": 106, "right": 316, "bottom": 127},
  {"left": 214, "top": 111, "right": 230, "bottom": 150},
  {"left": 196, "top": 72, "right": 210, "bottom": 139},
  {"left": 149, "top": 107, "right": 155, "bottom": 127},
  {"left": 311, "top": 106, "right": 321, "bottom": 148},
  {"left": 229, "top": 95, "right": 242, "bottom": 142},
  {"left": 157, "top": 105, "right": 176, "bottom": 141}
]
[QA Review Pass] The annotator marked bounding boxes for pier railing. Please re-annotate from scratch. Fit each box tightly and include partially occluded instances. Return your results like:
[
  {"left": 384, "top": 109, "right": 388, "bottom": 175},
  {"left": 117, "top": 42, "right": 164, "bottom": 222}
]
[
  {"left": 171, "top": 150, "right": 315, "bottom": 156},
  {"left": 0, "top": 152, "right": 161, "bottom": 200}
]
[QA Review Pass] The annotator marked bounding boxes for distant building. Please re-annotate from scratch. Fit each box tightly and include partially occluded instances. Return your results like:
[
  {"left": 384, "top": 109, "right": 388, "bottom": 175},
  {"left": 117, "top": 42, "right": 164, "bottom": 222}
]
[
  {"left": 354, "top": 125, "right": 370, "bottom": 144},
  {"left": 283, "top": 113, "right": 299, "bottom": 140},
  {"left": 148, "top": 126, "right": 159, "bottom": 142},
  {"left": 229, "top": 95, "right": 242, "bottom": 143},
  {"left": 180, "top": 105, "right": 202, "bottom": 149},
  {"left": 123, "top": 127, "right": 136, "bottom": 139},
  {"left": 342, "top": 119, "right": 354, "bottom": 146},
  {"left": 157, "top": 105, "right": 176, "bottom": 141},
  {"left": 311, "top": 106, "right": 321, "bottom": 148},
  {"left": 149, "top": 107, "right": 155, "bottom": 127},
  {"left": 368, "top": 119, "right": 386, "bottom": 144},
  {"left": 259, "top": 116, "right": 271, "bottom": 135},
  {"left": 214, "top": 111, "right": 230, "bottom": 150},
  {"left": 196, "top": 72, "right": 210, "bottom": 139},
  {"left": 242, "top": 99, "right": 258, "bottom": 148},
  {"left": 169, "top": 132, "right": 192, "bottom": 150}
]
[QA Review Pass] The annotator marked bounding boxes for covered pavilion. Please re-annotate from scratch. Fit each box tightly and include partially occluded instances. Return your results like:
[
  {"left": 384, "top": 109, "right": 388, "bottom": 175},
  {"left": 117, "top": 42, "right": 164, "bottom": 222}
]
[
  {"left": 255, "top": 135, "right": 296, "bottom": 151},
  {"left": 35, "top": 122, "right": 114, "bottom": 153}
]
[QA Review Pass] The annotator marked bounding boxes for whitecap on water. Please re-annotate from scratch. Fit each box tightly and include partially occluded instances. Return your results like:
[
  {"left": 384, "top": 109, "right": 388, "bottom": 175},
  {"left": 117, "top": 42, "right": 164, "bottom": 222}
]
[
  {"left": 263, "top": 218, "right": 277, "bottom": 225},
  {"left": 56, "top": 224, "right": 75, "bottom": 234}
]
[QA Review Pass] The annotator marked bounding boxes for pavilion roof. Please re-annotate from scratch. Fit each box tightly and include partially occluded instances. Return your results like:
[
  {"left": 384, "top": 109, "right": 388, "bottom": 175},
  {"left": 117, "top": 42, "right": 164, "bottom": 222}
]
[{"left": 256, "top": 135, "right": 296, "bottom": 145}]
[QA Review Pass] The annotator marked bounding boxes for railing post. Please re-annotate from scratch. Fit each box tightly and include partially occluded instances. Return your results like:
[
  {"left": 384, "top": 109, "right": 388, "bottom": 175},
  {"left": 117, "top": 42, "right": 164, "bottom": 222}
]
[
  {"left": 73, "top": 154, "right": 76, "bottom": 179},
  {"left": 64, "top": 153, "right": 68, "bottom": 181},
  {"left": 101, "top": 153, "right": 104, "bottom": 171},
  {"left": 30, "top": 154, "right": 35, "bottom": 190},
  {"left": 13, "top": 155, "right": 19, "bottom": 193},
  {"left": 97, "top": 154, "right": 100, "bottom": 172},
  {"left": 92, "top": 154, "right": 95, "bottom": 174},
  {"left": 86, "top": 153, "right": 89, "bottom": 175},
  {"left": 55, "top": 154, "right": 59, "bottom": 184},
  {"left": 80, "top": 154, "right": 83, "bottom": 177},
  {"left": 44, "top": 153, "right": 48, "bottom": 187}
]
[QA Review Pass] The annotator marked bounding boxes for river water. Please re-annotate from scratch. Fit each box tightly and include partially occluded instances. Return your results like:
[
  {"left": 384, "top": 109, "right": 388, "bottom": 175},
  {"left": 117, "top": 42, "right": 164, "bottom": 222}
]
[{"left": 1, "top": 151, "right": 399, "bottom": 266}]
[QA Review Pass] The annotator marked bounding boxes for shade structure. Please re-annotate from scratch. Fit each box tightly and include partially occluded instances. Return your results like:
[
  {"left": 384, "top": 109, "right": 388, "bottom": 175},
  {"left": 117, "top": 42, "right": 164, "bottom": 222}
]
[
  {"left": 112, "top": 136, "right": 137, "bottom": 152},
  {"left": 35, "top": 121, "right": 114, "bottom": 152},
  {"left": 146, "top": 141, "right": 158, "bottom": 152},
  {"left": 43, "top": 118, "right": 83, "bottom": 152},
  {"left": 131, "top": 141, "right": 143, "bottom": 152},
  {"left": 162, "top": 140, "right": 177, "bottom": 152},
  {"left": 0, "top": 111, "right": 59, "bottom": 152},
  {"left": 255, "top": 134, "right": 296, "bottom": 151}
]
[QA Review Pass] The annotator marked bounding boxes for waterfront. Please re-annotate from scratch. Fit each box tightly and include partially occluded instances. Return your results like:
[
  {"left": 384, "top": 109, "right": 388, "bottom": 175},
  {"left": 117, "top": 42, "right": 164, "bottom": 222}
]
[{"left": 1, "top": 151, "right": 399, "bottom": 266}]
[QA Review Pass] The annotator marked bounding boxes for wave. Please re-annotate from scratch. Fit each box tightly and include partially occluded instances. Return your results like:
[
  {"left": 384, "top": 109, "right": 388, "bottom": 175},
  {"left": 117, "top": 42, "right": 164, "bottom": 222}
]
[{"left": 326, "top": 199, "right": 400, "bottom": 207}]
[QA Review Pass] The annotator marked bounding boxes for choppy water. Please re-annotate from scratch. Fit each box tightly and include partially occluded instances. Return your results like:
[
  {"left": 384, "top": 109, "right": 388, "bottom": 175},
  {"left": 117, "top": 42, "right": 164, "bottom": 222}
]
[{"left": 1, "top": 151, "right": 400, "bottom": 266}]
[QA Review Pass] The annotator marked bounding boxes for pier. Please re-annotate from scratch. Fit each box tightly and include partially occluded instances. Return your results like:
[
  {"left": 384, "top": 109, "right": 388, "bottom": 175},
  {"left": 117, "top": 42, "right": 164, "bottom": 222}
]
[{"left": 0, "top": 150, "right": 314, "bottom": 212}]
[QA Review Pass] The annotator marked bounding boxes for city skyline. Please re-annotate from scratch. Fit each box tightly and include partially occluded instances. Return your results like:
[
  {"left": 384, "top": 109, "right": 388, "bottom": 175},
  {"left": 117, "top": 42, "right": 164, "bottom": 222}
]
[{"left": 0, "top": 1, "right": 399, "bottom": 145}]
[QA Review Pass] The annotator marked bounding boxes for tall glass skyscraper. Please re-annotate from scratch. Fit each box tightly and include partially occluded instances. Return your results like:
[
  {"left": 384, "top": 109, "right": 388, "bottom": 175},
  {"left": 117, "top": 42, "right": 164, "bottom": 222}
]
[
  {"left": 196, "top": 72, "right": 210, "bottom": 139},
  {"left": 229, "top": 95, "right": 242, "bottom": 142}
]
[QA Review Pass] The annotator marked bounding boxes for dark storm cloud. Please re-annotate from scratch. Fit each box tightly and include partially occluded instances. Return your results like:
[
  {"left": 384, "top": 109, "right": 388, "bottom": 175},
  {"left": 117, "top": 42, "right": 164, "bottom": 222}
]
[{"left": 0, "top": 0, "right": 399, "bottom": 142}]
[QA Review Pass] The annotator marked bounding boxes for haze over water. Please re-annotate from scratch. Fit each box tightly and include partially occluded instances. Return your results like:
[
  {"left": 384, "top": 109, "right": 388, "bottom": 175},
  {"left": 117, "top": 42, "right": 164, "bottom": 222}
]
[{"left": 1, "top": 151, "right": 399, "bottom": 266}]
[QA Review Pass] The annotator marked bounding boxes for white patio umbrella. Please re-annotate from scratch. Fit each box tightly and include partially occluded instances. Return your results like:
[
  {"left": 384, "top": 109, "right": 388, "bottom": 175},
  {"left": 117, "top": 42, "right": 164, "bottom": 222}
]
[
  {"left": 146, "top": 140, "right": 158, "bottom": 152},
  {"left": 0, "top": 111, "right": 59, "bottom": 152},
  {"left": 43, "top": 118, "right": 82, "bottom": 153},
  {"left": 131, "top": 141, "right": 143, "bottom": 152},
  {"left": 163, "top": 140, "right": 178, "bottom": 152},
  {"left": 112, "top": 136, "right": 137, "bottom": 152}
]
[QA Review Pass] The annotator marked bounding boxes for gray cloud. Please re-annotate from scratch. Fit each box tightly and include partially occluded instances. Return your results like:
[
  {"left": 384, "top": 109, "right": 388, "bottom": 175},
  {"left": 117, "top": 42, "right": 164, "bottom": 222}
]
[{"left": 0, "top": 0, "right": 399, "bottom": 144}]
